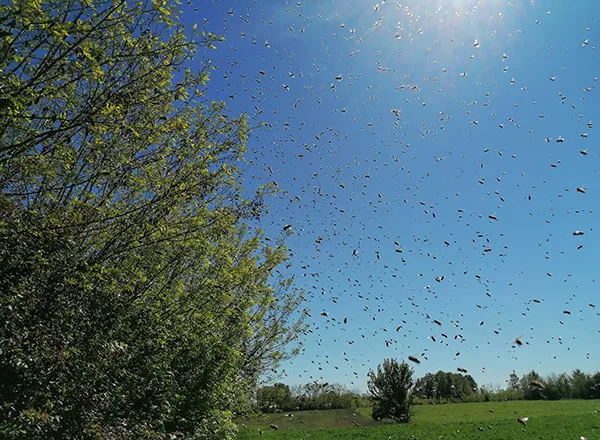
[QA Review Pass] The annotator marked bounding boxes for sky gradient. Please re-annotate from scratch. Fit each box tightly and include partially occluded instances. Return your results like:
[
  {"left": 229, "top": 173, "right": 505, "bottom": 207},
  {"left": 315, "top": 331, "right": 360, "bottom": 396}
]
[{"left": 189, "top": 0, "right": 599, "bottom": 392}]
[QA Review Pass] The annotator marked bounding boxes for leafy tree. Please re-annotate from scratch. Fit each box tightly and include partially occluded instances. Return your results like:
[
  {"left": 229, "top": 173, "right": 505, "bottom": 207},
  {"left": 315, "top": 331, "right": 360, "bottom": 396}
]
[
  {"left": 256, "top": 383, "right": 293, "bottom": 413},
  {"left": 457, "top": 374, "right": 477, "bottom": 398},
  {"left": 0, "top": 1, "right": 304, "bottom": 439},
  {"left": 435, "top": 371, "right": 450, "bottom": 398},
  {"left": 570, "top": 369, "right": 589, "bottom": 399},
  {"left": 590, "top": 372, "right": 600, "bottom": 399},
  {"left": 367, "top": 359, "right": 414, "bottom": 423},
  {"left": 286, "top": 383, "right": 367, "bottom": 411},
  {"left": 545, "top": 373, "right": 572, "bottom": 400},
  {"left": 415, "top": 373, "right": 438, "bottom": 400},
  {"left": 508, "top": 371, "right": 521, "bottom": 390},
  {"left": 295, "top": 382, "right": 333, "bottom": 410},
  {"left": 414, "top": 371, "right": 477, "bottom": 402}
]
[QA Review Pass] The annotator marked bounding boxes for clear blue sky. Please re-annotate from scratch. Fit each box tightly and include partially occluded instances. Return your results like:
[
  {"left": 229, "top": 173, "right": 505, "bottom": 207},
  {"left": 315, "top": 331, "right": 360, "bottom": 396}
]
[{"left": 188, "top": 0, "right": 599, "bottom": 392}]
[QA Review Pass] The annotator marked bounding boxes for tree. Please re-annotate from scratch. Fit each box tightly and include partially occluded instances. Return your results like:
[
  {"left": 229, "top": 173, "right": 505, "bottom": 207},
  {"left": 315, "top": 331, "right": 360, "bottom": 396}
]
[
  {"left": 590, "top": 372, "right": 600, "bottom": 399},
  {"left": 570, "top": 369, "right": 591, "bottom": 399},
  {"left": 286, "top": 382, "right": 366, "bottom": 411},
  {"left": 256, "top": 383, "right": 293, "bottom": 413},
  {"left": 414, "top": 373, "right": 435, "bottom": 400},
  {"left": 414, "top": 371, "right": 477, "bottom": 402},
  {"left": 367, "top": 359, "right": 414, "bottom": 423},
  {"left": 0, "top": 1, "right": 304, "bottom": 439},
  {"left": 508, "top": 371, "right": 521, "bottom": 390},
  {"left": 457, "top": 374, "right": 478, "bottom": 398},
  {"left": 434, "top": 371, "right": 450, "bottom": 399},
  {"left": 545, "top": 373, "right": 572, "bottom": 400}
]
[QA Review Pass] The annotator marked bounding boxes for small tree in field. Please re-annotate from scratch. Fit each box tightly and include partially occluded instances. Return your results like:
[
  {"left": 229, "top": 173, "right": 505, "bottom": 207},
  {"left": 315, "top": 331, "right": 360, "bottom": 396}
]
[{"left": 367, "top": 358, "right": 414, "bottom": 423}]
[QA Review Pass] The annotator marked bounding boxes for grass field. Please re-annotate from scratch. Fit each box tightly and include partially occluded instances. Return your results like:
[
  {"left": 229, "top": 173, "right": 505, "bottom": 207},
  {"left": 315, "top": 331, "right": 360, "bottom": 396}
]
[{"left": 237, "top": 400, "right": 600, "bottom": 439}]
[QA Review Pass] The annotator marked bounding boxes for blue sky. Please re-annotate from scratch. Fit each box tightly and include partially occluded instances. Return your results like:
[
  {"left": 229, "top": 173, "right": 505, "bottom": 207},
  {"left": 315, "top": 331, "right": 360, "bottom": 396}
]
[{"left": 189, "top": 0, "right": 599, "bottom": 392}]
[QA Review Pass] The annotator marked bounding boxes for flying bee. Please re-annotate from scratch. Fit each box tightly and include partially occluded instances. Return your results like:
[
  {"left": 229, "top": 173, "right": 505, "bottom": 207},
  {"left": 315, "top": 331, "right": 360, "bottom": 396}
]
[
  {"left": 408, "top": 355, "right": 421, "bottom": 364},
  {"left": 530, "top": 380, "right": 545, "bottom": 389},
  {"left": 514, "top": 337, "right": 523, "bottom": 346}
]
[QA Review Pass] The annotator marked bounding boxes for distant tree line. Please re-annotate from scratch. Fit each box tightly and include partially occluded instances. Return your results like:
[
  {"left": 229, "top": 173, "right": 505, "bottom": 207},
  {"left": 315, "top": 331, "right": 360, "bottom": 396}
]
[
  {"left": 255, "top": 382, "right": 369, "bottom": 412},
  {"left": 505, "top": 369, "right": 600, "bottom": 401},
  {"left": 416, "top": 368, "right": 600, "bottom": 404},
  {"left": 256, "top": 367, "right": 600, "bottom": 415}
]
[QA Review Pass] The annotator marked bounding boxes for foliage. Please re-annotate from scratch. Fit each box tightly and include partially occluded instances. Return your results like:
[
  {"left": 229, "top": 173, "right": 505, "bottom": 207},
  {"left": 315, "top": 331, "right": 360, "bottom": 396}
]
[
  {"left": 414, "top": 368, "right": 600, "bottom": 405},
  {"left": 0, "top": 1, "right": 305, "bottom": 439},
  {"left": 539, "top": 369, "right": 600, "bottom": 401},
  {"left": 255, "top": 382, "right": 368, "bottom": 413},
  {"left": 570, "top": 369, "right": 591, "bottom": 399},
  {"left": 291, "top": 383, "right": 369, "bottom": 411},
  {"left": 460, "top": 387, "right": 524, "bottom": 403},
  {"left": 367, "top": 359, "right": 414, "bottom": 423},
  {"left": 256, "top": 383, "right": 293, "bottom": 413},
  {"left": 544, "top": 373, "right": 572, "bottom": 400},
  {"left": 590, "top": 371, "right": 600, "bottom": 399},
  {"left": 507, "top": 371, "right": 520, "bottom": 390},
  {"left": 477, "top": 369, "right": 600, "bottom": 403},
  {"left": 414, "top": 371, "right": 478, "bottom": 402}
]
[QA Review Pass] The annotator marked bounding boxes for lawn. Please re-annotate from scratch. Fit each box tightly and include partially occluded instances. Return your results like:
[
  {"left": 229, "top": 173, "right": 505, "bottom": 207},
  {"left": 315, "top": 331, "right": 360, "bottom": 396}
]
[{"left": 237, "top": 400, "right": 600, "bottom": 439}]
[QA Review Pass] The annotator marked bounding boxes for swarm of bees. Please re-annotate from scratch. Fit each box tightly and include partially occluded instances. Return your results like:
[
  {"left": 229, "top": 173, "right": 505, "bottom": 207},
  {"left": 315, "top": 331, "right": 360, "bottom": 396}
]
[{"left": 198, "top": 0, "right": 597, "bottom": 406}]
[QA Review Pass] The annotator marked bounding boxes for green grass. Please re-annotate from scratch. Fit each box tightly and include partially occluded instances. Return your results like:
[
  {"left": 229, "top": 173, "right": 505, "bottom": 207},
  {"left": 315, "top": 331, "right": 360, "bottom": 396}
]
[
  {"left": 238, "top": 407, "right": 381, "bottom": 431},
  {"left": 237, "top": 400, "right": 600, "bottom": 440}
]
